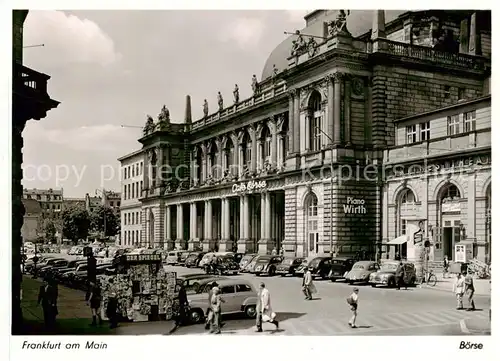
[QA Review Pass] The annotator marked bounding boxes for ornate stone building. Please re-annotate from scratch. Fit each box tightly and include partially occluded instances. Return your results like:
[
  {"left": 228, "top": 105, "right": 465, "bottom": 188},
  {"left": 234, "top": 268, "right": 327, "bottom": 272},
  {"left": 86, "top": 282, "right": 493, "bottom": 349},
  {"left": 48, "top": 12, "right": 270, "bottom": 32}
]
[
  {"left": 119, "top": 10, "right": 491, "bottom": 262},
  {"left": 13, "top": 10, "right": 59, "bottom": 333}
]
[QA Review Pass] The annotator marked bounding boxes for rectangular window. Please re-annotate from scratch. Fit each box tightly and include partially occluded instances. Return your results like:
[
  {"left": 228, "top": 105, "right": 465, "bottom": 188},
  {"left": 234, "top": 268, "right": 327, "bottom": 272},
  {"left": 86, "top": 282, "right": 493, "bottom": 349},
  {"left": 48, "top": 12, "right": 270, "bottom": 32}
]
[
  {"left": 264, "top": 138, "right": 271, "bottom": 160},
  {"left": 406, "top": 124, "right": 417, "bottom": 144},
  {"left": 124, "top": 213, "right": 127, "bottom": 225},
  {"left": 447, "top": 114, "right": 460, "bottom": 136},
  {"left": 311, "top": 117, "right": 321, "bottom": 151},
  {"left": 401, "top": 219, "right": 407, "bottom": 235},
  {"left": 131, "top": 166, "right": 135, "bottom": 178},
  {"left": 124, "top": 168, "right": 127, "bottom": 179},
  {"left": 464, "top": 110, "right": 476, "bottom": 132},
  {"left": 127, "top": 184, "right": 131, "bottom": 199},
  {"left": 245, "top": 147, "right": 252, "bottom": 168},
  {"left": 420, "top": 121, "right": 430, "bottom": 141},
  {"left": 140, "top": 181, "right": 143, "bottom": 196}
]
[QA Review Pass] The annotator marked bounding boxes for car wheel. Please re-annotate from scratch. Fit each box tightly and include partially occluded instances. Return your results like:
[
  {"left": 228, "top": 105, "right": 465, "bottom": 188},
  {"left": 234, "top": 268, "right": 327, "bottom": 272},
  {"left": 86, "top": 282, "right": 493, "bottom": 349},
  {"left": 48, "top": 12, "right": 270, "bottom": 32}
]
[
  {"left": 269, "top": 267, "right": 275, "bottom": 276},
  {"left": 255, "top": 273, "right": 260, "bottom": 276},
  {"left": 371, "top": 284, "right": 377, "bottom": 288},
  {"left": 280, "top": 273, "right": 286, "bottom": 277},
  {"left": 348, "top": 281, "right": 353, "bottom": 285},
  {"left": 322, "top": 273, "right": 328, "bottom": 280},
  {"left": 189, "top": 309, "right": 204, "bottom": 324},
  {"left": 245, "top": 305, "right": 257, "bottom": 318},
  {"left": 409, "top": 277, "right": 416, "bottom": 286}
]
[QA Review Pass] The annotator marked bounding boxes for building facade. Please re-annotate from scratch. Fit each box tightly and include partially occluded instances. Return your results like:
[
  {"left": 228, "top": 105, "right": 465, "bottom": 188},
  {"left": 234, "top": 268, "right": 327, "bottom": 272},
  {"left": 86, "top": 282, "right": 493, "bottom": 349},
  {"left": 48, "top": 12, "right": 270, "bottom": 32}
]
[
  {"left": 23, "top": 188, "right": 63, "bottom": 217},
  {"left": 21, "top": 199, "right": 43, "bottom": 242},
  {"left": 118, "top": 150, "right": 145, "bottom": 246},
  {"left": 382, "top": 96, "right": 491, "bottom": 263},
  {"left": 119, "top": 10, "right": 491, "bottom": 263}
]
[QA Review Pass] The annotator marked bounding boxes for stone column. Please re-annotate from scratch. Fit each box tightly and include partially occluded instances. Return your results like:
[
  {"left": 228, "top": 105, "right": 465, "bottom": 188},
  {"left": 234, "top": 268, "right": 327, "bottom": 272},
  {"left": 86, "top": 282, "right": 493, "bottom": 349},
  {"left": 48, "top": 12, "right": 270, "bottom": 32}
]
[
  {"left": 165, "top": 206, "right": 172, "bottom": 249},
  {"left": 333, "top": 73, "right": 343, "bottom": 144},
  {"left": 189, "top": 202, "right": 198, "bottom": 250},
  {"left": 176, "top": 204, "right": 183, "bottom": 249},
  {"left": 270, "top": 120, "right": 277, "bottom": 167},
  {"left": 304, "top": 112, "right": 310, "bottom": 151},
  {"left": 142, "top": 152, "right": 149, "bottom": 194},
  {"left": 251, "top": 128, "right": 257, "bottom": 173},
  {"left": 260, "top": 193, "right": 266, "bottom": 241},
  {"left": 244, "top": 195, "right": 250, "bottom": 251},
  {"left": 287, "top": 91, "right": 295, "bottom": 154},
  {"left": 277, "top": 134, "right": 283, "bottom": 168},
  {"left": 207, "top": 200, "right": 213, "bottom": 249},
  {"left": 293, "top": 89, "right": 300, "bottom": 153},
  {"left": 265, "top": 192, "right": 271, "bottom": 240},
  {"left": 326, "top": 74, "right": 334, "bottom": 145},
  {"left": 219, "top": 198, "right": 231, "bottom": 251},
  {"left": 201, "top": 155, "right": 207, "bottom": 183},
  {"left": 217, "top": 143, "right": 223, "bottom": 179},
  {"left": 257, "top": 139, "right": 263, "bottom": 173},
  {"left": 238, "top": 143, "right": 244, "bottom": 179},
  {"left": 467, "top": 172, "right": 476, "bottom": 239},
  {"left": 344, "top": 76, "right": 352, "bottom": 146}
]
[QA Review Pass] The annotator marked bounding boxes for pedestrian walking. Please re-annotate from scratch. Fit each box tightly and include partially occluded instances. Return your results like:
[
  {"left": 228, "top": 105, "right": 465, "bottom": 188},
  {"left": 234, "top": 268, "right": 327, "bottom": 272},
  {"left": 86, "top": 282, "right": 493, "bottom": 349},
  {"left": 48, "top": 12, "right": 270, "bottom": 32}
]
[
  {"left": 106, "top": 278, "right": 119, "bottom": 329},
  {"left": 347, "top": 287, "right": 359, "bottom": 328},
  {"left": 205, "top": 281, "right": 218, "bottom": 330},
  {"left": 86, "top": 281, "right": 103, "bottom": 326},
  {"left": 255, "top": 283, "right": 263, "bottom": 332},
  {"left": 210, "top": 286, "right": 225, "bottom": 334},
  {"left": 395, "top": 262, "right": 406, "bottom": 290},
  {"left": 259, "top": 282, "right": 279, "bottom": 330},
  {"left": 453, "top": 273, "right": 465, "bottom": 310},
  {"left": 464, "top": 270, "right": 476, "bottom": 311},
  {"left": 302, "top": 267, "right": 316, "bottom": 300},
  {"left": 279, "top": 246, "right": 284, "bottom": 256},
  {"left": 169, "top": 281, "right": 189, "bottom": 334},
  {"left": 37, "top": 276, "right": 58, "bottom": 331},
  {"left": 443, "top": 256, "right": 449, "bottom": 279}
]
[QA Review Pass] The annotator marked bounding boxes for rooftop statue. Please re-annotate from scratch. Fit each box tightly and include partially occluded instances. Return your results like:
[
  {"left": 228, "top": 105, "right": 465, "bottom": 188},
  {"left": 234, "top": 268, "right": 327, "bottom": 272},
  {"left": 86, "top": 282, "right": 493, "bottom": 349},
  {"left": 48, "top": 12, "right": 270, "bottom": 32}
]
[
  {"left": 143, "top": 115, "right": 155, "bottom": 135},
  {"left": 251, "top": 74, "right": 259, "bottom": 95},
  {"left": 203, "top": 99, "right": 209, "bottom": 118},
  {"left": 157, "top": 105, "right": 170, "bottom": 130},
  {"left": 328, "top": 10, "right": 351, "bottom": 36},
  {"left": 290, "top": 30, "right": 308, "bottom": 57},
  {"left": 233, "top": 84, "right": 239, "bottom": 104},
  {"left": 217, "top": 91, "right": 224, "bottom": 112}
]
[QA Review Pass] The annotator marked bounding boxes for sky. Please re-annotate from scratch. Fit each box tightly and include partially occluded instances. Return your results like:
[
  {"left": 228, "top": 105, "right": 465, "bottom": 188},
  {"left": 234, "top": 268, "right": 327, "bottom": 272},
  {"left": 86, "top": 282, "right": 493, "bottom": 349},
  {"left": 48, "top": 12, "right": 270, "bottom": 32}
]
[{"left": 21, "top": 10, "right": 310, "bottom": 197}]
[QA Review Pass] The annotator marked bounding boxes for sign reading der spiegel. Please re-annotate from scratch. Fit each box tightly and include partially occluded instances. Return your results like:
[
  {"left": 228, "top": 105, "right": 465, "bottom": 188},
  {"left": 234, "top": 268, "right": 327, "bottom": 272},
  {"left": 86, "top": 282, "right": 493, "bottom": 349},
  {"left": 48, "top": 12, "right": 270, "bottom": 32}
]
[{"left": 232, "top": 180, "right": 267, "bottom": 194}]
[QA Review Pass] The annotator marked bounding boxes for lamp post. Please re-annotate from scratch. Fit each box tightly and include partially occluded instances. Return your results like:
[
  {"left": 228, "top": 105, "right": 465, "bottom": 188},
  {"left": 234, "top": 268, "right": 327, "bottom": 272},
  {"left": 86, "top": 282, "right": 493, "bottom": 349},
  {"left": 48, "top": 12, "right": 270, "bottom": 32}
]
[{"left": 315, "top": 127, "right": 335, "bottom": 258}]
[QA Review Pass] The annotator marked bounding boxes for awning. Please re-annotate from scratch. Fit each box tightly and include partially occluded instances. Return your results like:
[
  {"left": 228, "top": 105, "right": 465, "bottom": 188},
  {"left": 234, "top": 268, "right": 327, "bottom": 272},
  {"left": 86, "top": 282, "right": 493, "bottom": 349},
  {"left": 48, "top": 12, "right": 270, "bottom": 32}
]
[{"left": 385, "top": 235, "right": 409, "bottom": 245}]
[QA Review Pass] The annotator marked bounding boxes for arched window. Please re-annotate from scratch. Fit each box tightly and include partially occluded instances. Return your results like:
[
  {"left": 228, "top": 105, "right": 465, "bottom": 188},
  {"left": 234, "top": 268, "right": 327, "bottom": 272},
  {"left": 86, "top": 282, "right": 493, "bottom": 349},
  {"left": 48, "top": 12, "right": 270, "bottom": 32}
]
[
  {"left": 305, "top": 193, "right": 319, "bottom": 255},
  {"left": 226, "top": 139, "right": 236, "bottom": 176},
  {"left": 261, "top": 125, "right": 271, "bottom": 164},
  {"left": 308, "top": 91, "right": 323, "bottom": 152},
  {"left": 398, "top": 189, "right": 416, "bottom": 236},
  {"left": 242, "top": 131, "right": 252, "bottom": 169},
  {"left": 441, "top": 184, "right": 460, "bottom": 203},
  {"left": 208, "top": 140, "right": 218, "bottom": 178},
  {"left": 438, "top": 184, "right": 462, "bottom": 261}
]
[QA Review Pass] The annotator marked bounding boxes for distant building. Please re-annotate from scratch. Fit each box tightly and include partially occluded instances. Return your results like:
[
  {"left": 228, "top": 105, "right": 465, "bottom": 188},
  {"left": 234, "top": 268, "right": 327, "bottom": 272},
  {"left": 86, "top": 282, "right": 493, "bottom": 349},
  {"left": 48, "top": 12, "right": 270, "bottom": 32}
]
[
  {"left": 85, "top": 193, "right": 102, "bottom": 214},
  {"left": 23, "top": 188, "right": 63, "bottom": 218},
  {"left": 117, "top": 149, "right": 144, "bottom": 247},
  {"left": 103, "top": 190, "right": 121, "bottom": 211},
  {"left": 21, "top": 199, "right": 42, "bottom": 242},
  {"left": 63, "top": 197, "right": 86, "bottom": 210}
]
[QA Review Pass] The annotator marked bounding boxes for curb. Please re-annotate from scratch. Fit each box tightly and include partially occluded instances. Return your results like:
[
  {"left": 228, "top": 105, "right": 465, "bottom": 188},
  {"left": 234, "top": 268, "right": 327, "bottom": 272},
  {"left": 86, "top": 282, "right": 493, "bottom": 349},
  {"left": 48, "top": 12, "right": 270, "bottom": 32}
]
[{"left": 418, "top": 284, "right": 490, "bottom": 296}]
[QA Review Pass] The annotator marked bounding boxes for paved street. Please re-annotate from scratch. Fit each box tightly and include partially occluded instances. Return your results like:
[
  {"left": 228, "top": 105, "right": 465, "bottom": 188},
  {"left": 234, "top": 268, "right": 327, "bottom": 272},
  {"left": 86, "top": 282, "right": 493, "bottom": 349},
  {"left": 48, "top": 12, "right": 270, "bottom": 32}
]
[{"left": 155, "top": 266, "right": 491, "bottom": 336}]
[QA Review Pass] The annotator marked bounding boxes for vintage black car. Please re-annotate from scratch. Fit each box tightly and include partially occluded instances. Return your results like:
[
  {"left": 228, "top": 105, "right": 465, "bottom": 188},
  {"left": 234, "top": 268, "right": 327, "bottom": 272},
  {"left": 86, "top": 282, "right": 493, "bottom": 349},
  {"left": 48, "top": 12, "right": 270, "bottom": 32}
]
[
  {"left": 276, "top": 257, "right": 304, "bottom": 276},
  {"left": 306, "top": 256, "right": 333, "bottom": 279},
  {"left": 250, "top": 255, "right": 283, "bottom": 276},
  {"left": 328, "top": 257, "right": 356, "bottom": 282},
  {"left": 185, "top": 252, "right": 206, "bottom": 268},
  {"left": 204, "top": 255, "right": 239, "bottom": 275}
]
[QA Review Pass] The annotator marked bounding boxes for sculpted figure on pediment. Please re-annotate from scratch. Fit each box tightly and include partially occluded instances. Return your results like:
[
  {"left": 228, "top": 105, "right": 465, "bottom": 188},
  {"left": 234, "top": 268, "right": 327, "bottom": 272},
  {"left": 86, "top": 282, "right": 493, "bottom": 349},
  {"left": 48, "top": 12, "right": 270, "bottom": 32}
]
[
  {"left": 157, "top": 105, "right": 170, "bottom": 131},
  {"left": 251, "top": 74, "right": 259, "bottom": 95},
  {"left": 143, "top": 115, "right": 155, "bottom": 135},
  {"left": 328, "top": 10, "right": 351, "bottom": 37}
]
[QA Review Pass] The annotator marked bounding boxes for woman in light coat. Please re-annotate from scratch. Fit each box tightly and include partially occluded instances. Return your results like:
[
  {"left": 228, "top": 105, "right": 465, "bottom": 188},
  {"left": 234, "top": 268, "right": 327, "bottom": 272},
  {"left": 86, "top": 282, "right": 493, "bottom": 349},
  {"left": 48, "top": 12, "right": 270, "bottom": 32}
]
[
  {"left": 259, "top": 282, "right": 279, "bottom": 330},
  {"left": 453, "top": 273, "right": 465, "bottom": 310}
]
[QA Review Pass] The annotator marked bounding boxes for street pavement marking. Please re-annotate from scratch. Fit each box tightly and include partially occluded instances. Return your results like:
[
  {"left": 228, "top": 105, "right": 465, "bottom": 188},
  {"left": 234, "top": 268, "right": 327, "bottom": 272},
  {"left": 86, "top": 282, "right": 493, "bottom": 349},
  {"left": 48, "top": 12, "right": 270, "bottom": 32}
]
[{"left": 459, "top": 319, "right": 470, "bottom": 334}]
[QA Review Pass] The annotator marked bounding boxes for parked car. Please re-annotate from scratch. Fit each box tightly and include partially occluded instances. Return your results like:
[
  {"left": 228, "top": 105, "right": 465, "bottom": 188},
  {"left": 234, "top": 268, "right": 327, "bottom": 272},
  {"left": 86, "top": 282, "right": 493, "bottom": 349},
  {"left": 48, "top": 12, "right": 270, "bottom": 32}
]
[
  {"left": 179, "top": 251, "right": 191, "bottom": 265},
  {"left": 345, "top": 261, "right": 380, "bottom": 284},
  {"left": 369, "top": 261, "right": 417, "bottom": 288},
  {"left": 73, "top": 263, "right": 112, "bottom": 289},
  {"left": 34, "top": 258, "right": 68, "bottom": 276},
  {"left": 305, "top": 256, "right": 333, "bottom": 280},
  {"left": 199, "top": 252, "right": 234, "bottom": 268},
  {"left": 53, "top": 260, "right": 87, "bottom": 282},
  {"left": 40, "top": 259, "right": 71, "bottom": 278},
  {"left": 166, "top": 251, "right": 183, "bottom": 265},
  {"left": 239, "top": 254, "right": 257, "bottom": 272},
  {"left": 276, "top": 257, "right": 304, "bottom": 276},
  {"left": 204, "top": 255, "right": 239, "bottom": 275},
  {"left": 328, "top": 257, "right": 356, "bottom": 282},
  {"left": 187, "top": 279, "right": 258, "bottom": 323},
  {"left": 179, "top": 274, "right": 227, "bottom": 294},
  {"left": 233, "top": 253, "right": 245, "bottom": 264},
  {"left": 61, "top": 263, "right": 88, "bottom": 286},
  {"left": 185, "top": 252, "right": 206, "bottom": 268},
  {"left": 250, "top": 255, "right": 283, "bottom": 276}
]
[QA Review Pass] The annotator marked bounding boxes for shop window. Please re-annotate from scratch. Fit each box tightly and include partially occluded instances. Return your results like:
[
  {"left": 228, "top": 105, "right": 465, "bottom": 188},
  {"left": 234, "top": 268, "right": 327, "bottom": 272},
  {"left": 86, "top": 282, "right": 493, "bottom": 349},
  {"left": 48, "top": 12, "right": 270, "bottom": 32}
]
[
  {"left": 464, "top": 110, "right": 476, "bottom": 132},
  {"left": 447, "top": 114, "right": 460, "bottom": 136},
  {"left": 406, "top": 124, "right": 417, "bottom": 144},
  {"left": 420, "top": 121, "right": 430, "bottom": 141}
]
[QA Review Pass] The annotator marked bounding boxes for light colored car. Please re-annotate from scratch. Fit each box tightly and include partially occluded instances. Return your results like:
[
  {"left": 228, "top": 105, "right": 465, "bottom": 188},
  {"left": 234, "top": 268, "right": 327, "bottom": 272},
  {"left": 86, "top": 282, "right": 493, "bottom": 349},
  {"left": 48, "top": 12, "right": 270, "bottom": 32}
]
[
  {"left": 345, "top": 261, "right": 380, "bottom": 284},
  {"left": 369, "top": 261, "right": 416, "bottom": 288},
  {"left": 187, "top": 279, "right": 258, "bottom": 323},
  {"left": 166, "top": 251, "right": 183, "bottom": 265},
  {"left": 199, "top": 252, "right": 234, "bottom": 268}
]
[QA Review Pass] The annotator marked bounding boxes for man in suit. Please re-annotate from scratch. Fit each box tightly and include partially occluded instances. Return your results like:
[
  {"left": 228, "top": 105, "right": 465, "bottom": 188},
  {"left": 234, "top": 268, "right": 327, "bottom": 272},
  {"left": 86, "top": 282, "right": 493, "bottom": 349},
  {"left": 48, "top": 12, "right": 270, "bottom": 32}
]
[
  {"left": 395, "top": 262, "right": 406, "bottom": 290},
  {"left": 38, "top": 277, "right": 58, "bottom": 331}
]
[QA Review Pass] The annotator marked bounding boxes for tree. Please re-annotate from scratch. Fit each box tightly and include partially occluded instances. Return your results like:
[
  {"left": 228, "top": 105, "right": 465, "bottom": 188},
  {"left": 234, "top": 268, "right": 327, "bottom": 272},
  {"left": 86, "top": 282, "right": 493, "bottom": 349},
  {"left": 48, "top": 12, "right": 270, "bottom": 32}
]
[
  {"left": 62, "top": 205, "right": 91, "bottom": 244},
  {"left": 42, "top": 218, "right": 57, "bottom": 243},
  {"left": 90, "top": 205, "right": 120, "bottom": 237}
]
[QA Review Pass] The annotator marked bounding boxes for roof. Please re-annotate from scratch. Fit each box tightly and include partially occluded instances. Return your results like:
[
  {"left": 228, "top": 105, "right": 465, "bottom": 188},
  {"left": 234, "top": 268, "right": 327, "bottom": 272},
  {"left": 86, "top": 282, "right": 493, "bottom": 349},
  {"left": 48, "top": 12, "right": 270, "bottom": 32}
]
[
  {"left": 261, "top": 10, "right": 405, "bottom": 81},
  {"left": 117, "top": 148, "right": 144, "bottom": 162},
  {"left": 22, "top": 199, "right": 42, "bottom": 214},
  {"left": 23, "top": 187, "right": 63, "bottom": 195}
]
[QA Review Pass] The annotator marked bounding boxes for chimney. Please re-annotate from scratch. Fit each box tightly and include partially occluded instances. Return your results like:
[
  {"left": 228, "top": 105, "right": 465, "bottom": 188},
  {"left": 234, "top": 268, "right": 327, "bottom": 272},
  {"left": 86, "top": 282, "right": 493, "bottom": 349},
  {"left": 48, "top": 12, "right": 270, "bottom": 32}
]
[{"left": 184, "top": 95, "right": 192, "bottom": 124}]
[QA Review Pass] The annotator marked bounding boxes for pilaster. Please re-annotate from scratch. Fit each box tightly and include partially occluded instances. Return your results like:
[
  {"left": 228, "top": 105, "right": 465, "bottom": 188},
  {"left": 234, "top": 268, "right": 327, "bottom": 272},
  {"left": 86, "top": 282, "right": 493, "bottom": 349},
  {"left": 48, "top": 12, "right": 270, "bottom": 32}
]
[{"left": 333, "top": 72, "right": 343, "bottom": 144}]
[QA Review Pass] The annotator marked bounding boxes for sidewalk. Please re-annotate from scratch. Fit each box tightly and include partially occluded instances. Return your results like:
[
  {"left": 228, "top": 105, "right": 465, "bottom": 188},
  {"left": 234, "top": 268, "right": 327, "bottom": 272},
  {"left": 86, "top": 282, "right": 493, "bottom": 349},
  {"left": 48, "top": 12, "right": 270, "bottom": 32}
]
[
  {"left": 20, "top": 276, "right": 113, "bottom": 335},
  {"left": 420, "top": 276, "right": 491, "bottom": 296}
]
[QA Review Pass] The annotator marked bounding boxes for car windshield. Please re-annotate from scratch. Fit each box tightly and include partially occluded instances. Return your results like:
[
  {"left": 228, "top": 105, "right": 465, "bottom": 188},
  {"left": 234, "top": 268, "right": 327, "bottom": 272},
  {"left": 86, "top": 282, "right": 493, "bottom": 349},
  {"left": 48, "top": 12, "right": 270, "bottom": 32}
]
[
  {"left": 219, "top": 257, "right": 233, "bottom": 264},
  {"left": 381, "top": 263, "right": 398, "bottom": 271},
  {"left": 187, "top": 254, "right": 198, "bottom": 259},
  {"left": 332, "top": 260, "right": 345, "bottom": 265},
  {"left": 282, "top": 258, "right": 295, "bottom": 265},
  {"left": 352, "top": 264, "right": 367, "bottom": 270},
  {"left": 241, "top": 255, "right": 254, "bottom": 262}
]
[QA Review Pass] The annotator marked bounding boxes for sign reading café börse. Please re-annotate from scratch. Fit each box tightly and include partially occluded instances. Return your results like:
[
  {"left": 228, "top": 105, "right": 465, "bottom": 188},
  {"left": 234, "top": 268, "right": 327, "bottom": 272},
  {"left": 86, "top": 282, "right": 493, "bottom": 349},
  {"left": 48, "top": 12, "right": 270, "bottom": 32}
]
[{"left": 232, "top": 180, "right": 267, "bottom": 194}]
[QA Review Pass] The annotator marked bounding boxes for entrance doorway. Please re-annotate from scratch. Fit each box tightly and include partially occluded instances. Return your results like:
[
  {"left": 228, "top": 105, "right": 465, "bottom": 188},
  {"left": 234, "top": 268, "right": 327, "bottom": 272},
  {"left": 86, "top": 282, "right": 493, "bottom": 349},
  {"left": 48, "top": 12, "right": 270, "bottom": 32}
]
[
  {"left": 442, "top": 218, "right": 461, "bottom": 261},
  {"left": 305, "top": 192, "right": 320, "bottom": 257}
]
